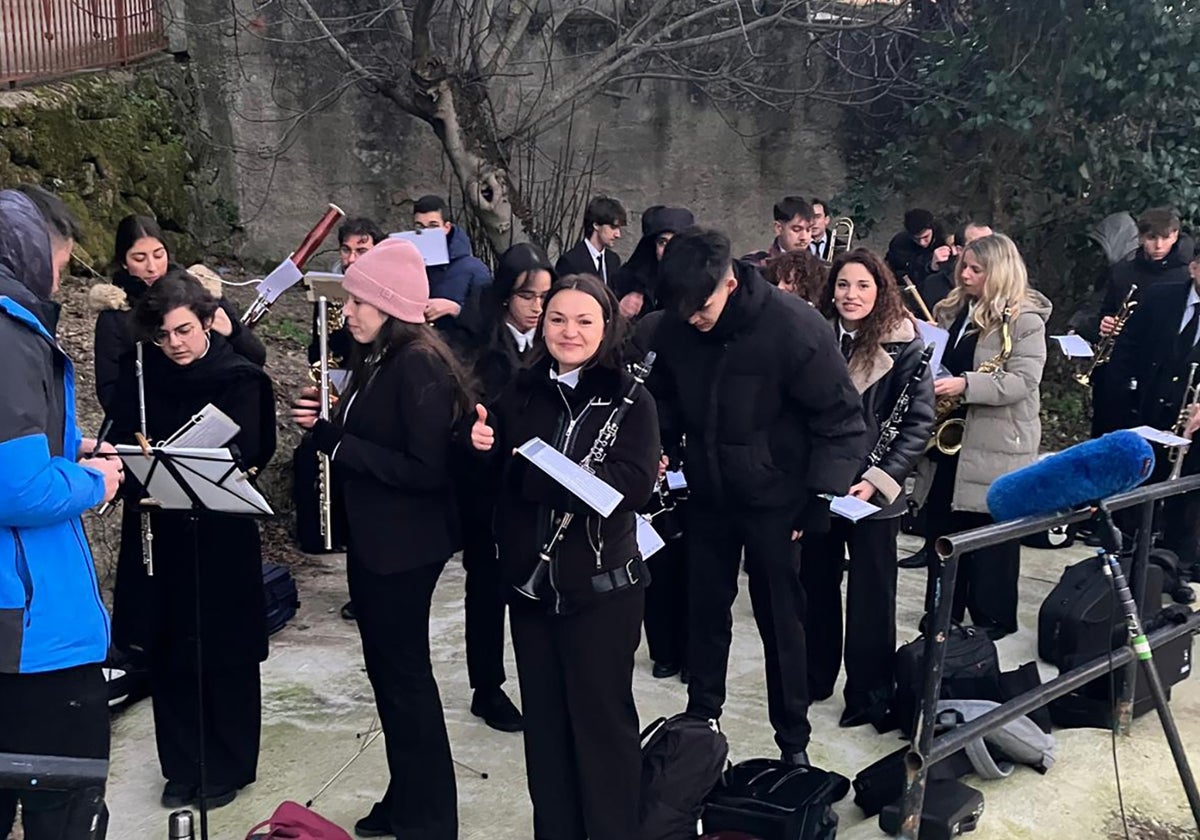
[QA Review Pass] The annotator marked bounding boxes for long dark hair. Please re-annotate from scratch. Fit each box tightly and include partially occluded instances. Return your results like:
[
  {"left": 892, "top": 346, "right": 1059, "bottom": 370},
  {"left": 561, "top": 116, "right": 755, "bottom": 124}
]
[
  {"left": 131, "top": 269, "right": 218, "bottom": 342},
  {"left": 533, "top": 273, "right": 627, "bottom": 372},
  {"left": 819, "top": 249, "right": 908, "bottom": 372},
  {"left": 113, "top": 215, "right": 166, "bottom": 272},
  {"left": 341, "top": 319, "right": 475, "bottom": 423}
]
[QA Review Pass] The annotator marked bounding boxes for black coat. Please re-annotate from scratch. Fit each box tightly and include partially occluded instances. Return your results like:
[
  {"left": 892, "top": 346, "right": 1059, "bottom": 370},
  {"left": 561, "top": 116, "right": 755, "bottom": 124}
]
[
  {"left": 311, "top": 342, "right": 462, "bottom": 574},
  {"left": 1099, "top": 239, "right": 1192, "bottom": 321},
  {"left": 885, "top": 231, "right": 936, "bottom": 286},
  {"left": 1111, "top": 279, "right": 1200, "bottom": 430},
  {"left": 110, "top": 336, "right": 277, "bottom": 669},
  {"left": 842, "top": 320, "right": 936, "bottom": 518},
  {"left": 482, "top": 358, "right": 660, "bottom": 610},
  {"left": 92, "top": 269, "right": 267, "bottom": 416},
  {"left": 555, "top": 240, "right": 622, "bottom": 287},
  {"left": 646, "top": 262, "right": 868, "bottom": 520},
  {"left": 914, "top": 267, "right": 954, "bottom": 316}
]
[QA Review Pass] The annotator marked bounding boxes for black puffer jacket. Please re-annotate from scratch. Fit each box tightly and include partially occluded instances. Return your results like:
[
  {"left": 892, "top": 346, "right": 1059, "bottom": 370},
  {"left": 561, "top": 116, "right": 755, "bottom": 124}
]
[
  {"left": 841, "top": 318, "right": 936, "bottom": 518},
  {"left": 647, "top": 262, "right": 868, "bottom": 518},
  {"left": 1099, "top": 237, "right": 1193, "bottom": 319},
  {"left": 483, "top": 357, "right": 660, "bottom": 611}
]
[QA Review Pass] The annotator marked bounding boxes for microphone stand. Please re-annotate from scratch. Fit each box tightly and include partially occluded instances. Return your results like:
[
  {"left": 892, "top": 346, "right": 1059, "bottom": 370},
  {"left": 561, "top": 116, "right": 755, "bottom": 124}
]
[{"left": 1094, "top": 502, "right": 1200, "bottom": 826}]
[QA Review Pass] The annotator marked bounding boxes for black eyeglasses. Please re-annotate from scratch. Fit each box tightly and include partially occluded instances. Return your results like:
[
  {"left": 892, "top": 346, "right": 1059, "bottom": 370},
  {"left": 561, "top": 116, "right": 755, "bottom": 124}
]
[{"left": 152, "top": 322, "right": 197, "bottom": 346}]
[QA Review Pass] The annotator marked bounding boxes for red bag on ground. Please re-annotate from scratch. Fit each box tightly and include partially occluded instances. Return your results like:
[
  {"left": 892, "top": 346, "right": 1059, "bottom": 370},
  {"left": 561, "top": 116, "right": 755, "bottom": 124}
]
[{"left": 244, "top": 801, "right": 352, "bottom": 839}]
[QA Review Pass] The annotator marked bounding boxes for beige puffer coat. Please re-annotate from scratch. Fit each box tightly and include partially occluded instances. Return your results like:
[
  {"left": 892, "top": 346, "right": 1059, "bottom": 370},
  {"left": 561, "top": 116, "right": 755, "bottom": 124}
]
[{"left": 913, "top": 290, "right": 1053, "bottom": 513}]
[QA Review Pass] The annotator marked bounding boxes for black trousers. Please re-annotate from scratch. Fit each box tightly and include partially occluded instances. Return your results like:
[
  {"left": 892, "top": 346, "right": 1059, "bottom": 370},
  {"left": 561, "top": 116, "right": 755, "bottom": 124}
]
[
  {"left": 150, "top": 662, "right": 261, "bottom": 792},
  {"left": 685, "top": 504, "right": 811, "bottom": 753},
  {"left": 0, "top": 665, "right": 109, "bottom": 840},
  {"left": 458, "top": 487, "right": 509, "bottom": 692},
  {"left": 510, "top": 589, "right": 644, "bottom": 840},
  {"left": 801, "top": 516, "right": 900, "bottom": 710},
  {"left": 644, "top": 529, "right": 689, "bottom": 668},
  {"left": 923, "top": 456, "right": 1020, "bottom": 633},
  {"left": 347, "top": 555, "right": 457, "bottom": 840}
]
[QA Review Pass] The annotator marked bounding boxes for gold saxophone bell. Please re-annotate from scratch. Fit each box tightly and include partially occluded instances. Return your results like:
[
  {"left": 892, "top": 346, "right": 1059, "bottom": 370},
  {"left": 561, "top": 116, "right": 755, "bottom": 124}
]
[{"left": 927, "top": 306, "right": 1014, "bottom": 456}]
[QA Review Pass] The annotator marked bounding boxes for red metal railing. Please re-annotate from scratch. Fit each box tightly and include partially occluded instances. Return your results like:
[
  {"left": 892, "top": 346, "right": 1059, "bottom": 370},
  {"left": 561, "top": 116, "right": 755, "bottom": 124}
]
[{"left": 0, "top": 0, "right": 166, "bottom": 87}]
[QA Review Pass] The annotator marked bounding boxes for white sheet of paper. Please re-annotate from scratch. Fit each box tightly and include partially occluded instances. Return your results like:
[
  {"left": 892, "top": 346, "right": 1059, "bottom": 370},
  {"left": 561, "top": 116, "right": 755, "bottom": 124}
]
[
  {"left": 829, "top": 494, "right": 881, "bottom": 523},
  {"left": 915, "top": 321, "right": 950, "bottom": 382},
  {"left": 1051, "top": 334, "right": 1095, "bottom": 358},
  {"left": 164, "top": 404, "right": 240, "bottom": 449},
  {"left": 665, "top": 470, "right": 687, "bottom": 491},
  {"left": 1129, "top": 425, "right": 1192, "bottom": 448},
  {"left": 637, "top": 515, "right": 666, "bottom": 559},
  {"left": 328, "top": 369, "right": 352, "bottom": 394},
  {"left": 114, "top": 446, "right": 274, "bottom": 516},
  {"left": 516, "top": 437, "right": 624, "bottom": 517},
  {"left": 255, "top": 258, "right": 304, "bottom": 305},
  {"left": 389, "top": 230, "right": 450, "bottom": 266}
]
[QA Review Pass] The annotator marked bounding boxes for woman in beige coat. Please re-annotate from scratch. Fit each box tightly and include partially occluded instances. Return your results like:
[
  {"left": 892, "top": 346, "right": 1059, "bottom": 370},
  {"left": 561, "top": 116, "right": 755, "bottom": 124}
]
[{"left": 913, "top": 233, "right": 1051, "bottom": 638}]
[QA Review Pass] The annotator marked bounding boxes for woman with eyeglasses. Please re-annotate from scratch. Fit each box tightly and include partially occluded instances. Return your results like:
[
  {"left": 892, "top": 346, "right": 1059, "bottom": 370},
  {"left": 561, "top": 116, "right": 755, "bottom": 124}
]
[
  {"left": 108, "top": 270, "right": 276, "bottom": 810},
  {"left": 90, "top": 215, "right": 265, "bottom": 415},
  {"left": 452, "top": 243, "right": 556, "bottom": 732}
]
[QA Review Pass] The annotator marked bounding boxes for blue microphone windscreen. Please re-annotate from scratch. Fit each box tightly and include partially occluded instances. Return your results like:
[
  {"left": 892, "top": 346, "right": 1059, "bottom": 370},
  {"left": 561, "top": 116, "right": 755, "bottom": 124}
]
[{"left": 986, "top": 430, "right": 1155, "bottom": 522}]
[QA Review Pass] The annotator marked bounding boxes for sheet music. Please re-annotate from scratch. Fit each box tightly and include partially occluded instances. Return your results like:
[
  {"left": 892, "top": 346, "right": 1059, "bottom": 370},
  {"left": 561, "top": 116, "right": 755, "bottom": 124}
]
[
  {"left": 1129, "top": 425, "right": 1192, "bottom": 448},
  {"left": 665, "top": 470, "right": 687, "bottom": 492},
  {"left": 828, "top": 494, "right": 880, "bottom": 523},
  {"left": 388, "top": 230, "right": 450, "bottom": 266},
  {"left": 1051, "top": 334, "right": 1095, "bottom": 358},
  {"left": 637, "top": 515, "right": 666, "bottom": 559},
  {"left": 915, "top": 321, "right": 950, "bottom": 381},
  {"left": 114, "top": 446, "right": 274, "bottom": 516},
  {"left": 516, "top": 437, "right": 624, "bottom": 517},
  {"left": 255, "top": 258, "right": 304, "bottom": 305},
  {"left": 328, "top": 370, "right": 352, "bottom": 394},
  {"left": 163, "top": 404, "right": 241, "bottom": 449}
]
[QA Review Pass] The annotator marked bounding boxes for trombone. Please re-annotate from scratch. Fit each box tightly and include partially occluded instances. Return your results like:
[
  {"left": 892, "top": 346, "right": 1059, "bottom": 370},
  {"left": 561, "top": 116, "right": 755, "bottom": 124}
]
[{"left": 826, "top": 216, "right": 855, "bottom": 262}]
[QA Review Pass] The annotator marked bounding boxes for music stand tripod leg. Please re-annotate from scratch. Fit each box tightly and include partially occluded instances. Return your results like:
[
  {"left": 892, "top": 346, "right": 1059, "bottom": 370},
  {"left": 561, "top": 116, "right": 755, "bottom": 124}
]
[{"left": 1097, "top": 503, "right": 1200, "bottom": 830}]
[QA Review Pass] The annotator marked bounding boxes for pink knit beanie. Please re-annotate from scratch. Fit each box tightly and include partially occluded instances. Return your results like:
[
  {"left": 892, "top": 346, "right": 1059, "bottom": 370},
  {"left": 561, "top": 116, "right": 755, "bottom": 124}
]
[{"left": 341, "top": 238, "right": 429, "bottom": 324}]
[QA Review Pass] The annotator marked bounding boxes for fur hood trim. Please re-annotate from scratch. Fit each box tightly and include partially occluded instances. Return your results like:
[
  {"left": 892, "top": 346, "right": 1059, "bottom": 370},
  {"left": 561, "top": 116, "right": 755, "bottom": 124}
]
[{"left": 87, "top": 263, "right": 224, "bottom": 314}]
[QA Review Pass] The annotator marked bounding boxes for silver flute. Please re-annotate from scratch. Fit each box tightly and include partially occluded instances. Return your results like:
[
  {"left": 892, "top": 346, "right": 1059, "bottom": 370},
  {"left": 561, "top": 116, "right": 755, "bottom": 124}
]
[
  {"left": 136, "top": 341, "right": 155, "bottom": 576},
  {"left": 316, "top": 297, "right": 334, "bottom": 551}
]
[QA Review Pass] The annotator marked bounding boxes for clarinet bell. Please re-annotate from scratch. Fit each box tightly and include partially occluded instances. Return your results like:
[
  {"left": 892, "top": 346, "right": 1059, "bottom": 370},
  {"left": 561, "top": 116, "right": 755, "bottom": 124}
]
[{"left": 514, "top": 558, "right": 552, "bottom": 601}]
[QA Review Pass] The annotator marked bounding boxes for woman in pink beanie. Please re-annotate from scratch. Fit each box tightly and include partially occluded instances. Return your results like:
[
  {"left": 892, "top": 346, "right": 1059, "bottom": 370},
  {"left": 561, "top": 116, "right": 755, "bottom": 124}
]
[{"left": 291, "top": 237, "right": 473, "bottom": 839}]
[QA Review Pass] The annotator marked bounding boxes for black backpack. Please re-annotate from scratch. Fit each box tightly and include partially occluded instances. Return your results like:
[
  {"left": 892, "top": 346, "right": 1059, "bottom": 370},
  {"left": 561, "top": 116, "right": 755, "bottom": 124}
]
[
  {"left": 263, "top": 563, "right": 300, "bottom": 636},
  {"left": 894, "top": 624, "right": 1001, "bottom": 738},
  {"left": 639, "top": 714, "right": 729, "bottom": 840}
]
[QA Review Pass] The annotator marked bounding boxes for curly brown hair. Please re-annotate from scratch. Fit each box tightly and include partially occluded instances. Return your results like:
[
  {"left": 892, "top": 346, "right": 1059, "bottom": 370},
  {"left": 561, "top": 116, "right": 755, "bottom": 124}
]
[
  {"left": 762, "top": 250, "right": 827, "bottom": 305},
  {"left": 819, "top": 248, "right": 909, "bottom": 374}
]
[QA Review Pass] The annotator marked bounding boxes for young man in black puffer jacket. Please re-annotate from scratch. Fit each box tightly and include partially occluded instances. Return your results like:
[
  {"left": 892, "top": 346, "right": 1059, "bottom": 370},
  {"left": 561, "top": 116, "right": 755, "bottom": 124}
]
[{"left": 646, "top": 227, "right": 868, "bottom": 766}]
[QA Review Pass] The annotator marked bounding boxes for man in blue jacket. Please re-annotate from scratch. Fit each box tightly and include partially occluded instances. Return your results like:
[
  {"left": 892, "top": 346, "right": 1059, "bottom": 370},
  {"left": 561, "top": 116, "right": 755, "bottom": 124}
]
[
  {"left": 0, "top": 186, "right": 124, "bottom": 839},
  {"left": 413, "top": 194, "right": 493, "bottom": 337}
]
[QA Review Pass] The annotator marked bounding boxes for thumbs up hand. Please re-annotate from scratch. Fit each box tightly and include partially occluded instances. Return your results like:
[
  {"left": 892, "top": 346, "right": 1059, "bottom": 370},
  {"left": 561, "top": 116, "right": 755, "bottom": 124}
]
[{"left": 471, "top": 404, "right": 495, "bottom": 451}]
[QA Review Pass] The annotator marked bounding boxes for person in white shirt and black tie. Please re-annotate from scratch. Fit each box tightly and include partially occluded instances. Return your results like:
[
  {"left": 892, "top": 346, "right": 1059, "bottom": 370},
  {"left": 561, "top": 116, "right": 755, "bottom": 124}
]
[
  {"left": 809, "top": 199, "right": 834, "bottom": 262},
  {"left": 555, "top": 196, "right": 626, "bottom": 286},
  {"left": 1111, "top": 243, "right": 1200, "bottom": 582}
]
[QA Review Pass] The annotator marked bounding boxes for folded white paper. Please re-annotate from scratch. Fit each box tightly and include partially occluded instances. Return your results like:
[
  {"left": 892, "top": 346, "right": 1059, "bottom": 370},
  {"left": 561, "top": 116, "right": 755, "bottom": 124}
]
[
  {"left": 636, "top": 515, "right": 667, "bottom": 559},
  {"left": 665, "top": 470, "right": 688, "bottom": 492},
  {"left": 163, "top": 403, "right": 240, "bottom": 449},
  {"left": 1051, "top": 334, "right": 1095, "bottom": 358},
  {"left": 516, "top": 437, "right": 624, "bottom": 517},
  {"left": 328, "top": 369, "right": 352, "bottom": 394},
  {"left": 915, "top": 321, "right": 950, "bottom": 382},
  {"left": 1129, "top": 425, "right": 1192, "bottom": 448},
  {"left": 254, "top": 258, "right": 304, "bottom": 306},
  {"left": 389, "top": 229, "right": 450, "bottom": 266},
  {"left": 115, "top": 445, "right": 274, "bottom": 516},
  {"left": 828, "top": 494, "right": 881, "bottom": 523}
]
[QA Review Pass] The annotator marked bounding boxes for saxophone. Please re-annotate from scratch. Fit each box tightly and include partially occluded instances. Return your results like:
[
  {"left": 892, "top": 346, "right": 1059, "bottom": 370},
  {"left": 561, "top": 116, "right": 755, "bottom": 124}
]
[
  {"left": 927, "top": 306, "right": 1014, "bottom": 456},
  {"left": 1074, "top": 284, "right": 1137, "bottom": 387}
]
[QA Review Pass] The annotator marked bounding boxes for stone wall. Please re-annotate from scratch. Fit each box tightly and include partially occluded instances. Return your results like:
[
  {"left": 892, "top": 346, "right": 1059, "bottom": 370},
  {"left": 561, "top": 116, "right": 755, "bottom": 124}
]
[
  {"left": 0, "top": 62, "right": 236, "bottom": 270},
  {"left": 172, "top": 0, "right": 851, "bottom": 264}
]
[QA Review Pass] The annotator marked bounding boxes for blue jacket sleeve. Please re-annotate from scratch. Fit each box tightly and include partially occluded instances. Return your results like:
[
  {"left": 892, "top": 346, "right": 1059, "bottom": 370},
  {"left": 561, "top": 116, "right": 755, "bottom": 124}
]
[{"left": 0, "top": 435, "right": 106, "bottom": 527}]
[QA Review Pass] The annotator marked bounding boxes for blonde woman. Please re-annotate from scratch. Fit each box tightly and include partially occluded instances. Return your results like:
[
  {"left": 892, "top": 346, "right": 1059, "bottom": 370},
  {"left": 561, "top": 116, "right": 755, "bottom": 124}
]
[{"left": 913, "top": 233, "right": 1052, "bottom": 639}]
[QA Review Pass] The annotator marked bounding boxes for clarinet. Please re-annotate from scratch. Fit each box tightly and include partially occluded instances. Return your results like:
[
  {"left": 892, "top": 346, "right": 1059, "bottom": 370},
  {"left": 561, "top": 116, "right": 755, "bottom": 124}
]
[
  {"left": 867, "top": 344, "right": 934, "bottom": 469},
  {"left": 514, "top": 351, "right": 657, "bottom": 610}
]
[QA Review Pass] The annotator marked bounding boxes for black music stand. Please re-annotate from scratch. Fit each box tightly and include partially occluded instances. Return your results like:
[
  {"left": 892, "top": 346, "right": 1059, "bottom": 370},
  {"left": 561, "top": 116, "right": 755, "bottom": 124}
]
[
  {"left": 0, "top": 752, "right": 109, "bottom": 838},
  {"left": 117, "top": 444, "right": 273, "bottom": 840}
]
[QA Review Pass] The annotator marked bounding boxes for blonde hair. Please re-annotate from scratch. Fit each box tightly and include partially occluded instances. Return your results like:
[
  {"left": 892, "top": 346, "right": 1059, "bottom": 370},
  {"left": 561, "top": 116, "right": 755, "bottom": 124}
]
[{"left": 934, "top": 233, "right": 1029, "bottom": 335}]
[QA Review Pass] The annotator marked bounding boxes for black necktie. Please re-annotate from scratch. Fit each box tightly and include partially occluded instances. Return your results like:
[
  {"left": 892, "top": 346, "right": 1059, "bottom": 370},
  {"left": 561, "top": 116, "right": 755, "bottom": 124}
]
[
  {"left": 1176, "top": 302, "right": 1199, "bottom": 359},
  {"left": 840, "top": 333, "right": 853, "bottom": 361}
]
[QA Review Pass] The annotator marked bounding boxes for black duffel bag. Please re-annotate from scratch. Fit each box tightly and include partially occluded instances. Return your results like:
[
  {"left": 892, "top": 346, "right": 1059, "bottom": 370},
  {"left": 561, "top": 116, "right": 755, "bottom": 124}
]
[{"left": 702, "top": 759, "right": 849, "bottom": 840}]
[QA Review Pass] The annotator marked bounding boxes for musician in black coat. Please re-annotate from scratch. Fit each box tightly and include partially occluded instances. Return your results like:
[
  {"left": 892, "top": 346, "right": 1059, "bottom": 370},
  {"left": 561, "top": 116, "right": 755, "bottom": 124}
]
[
  {"left": 470, "top": 273, "right": 660, "bottom": 840},
  {"left": 554, "top": 196, "right": 626, "bottom": 287},
  {"left": 650, "top": 228, "right": 869, "bottom": 765},
  {"left": 1111, "top": 248, "right": 1200, "bottom": 577},
  {"left": 92, "top": 215, "right": 265, "bottom": 416},
  {"left": 292, "top": 239, "right": 472, "bottom": 840},
  {"left": 110, "top": 271, "right": 276, "bottom": 809},
  {"left": 455, "top": 242, "right": 557, "bottom": 733},
  {"left": 801, "top": 250, "right": 935, "bottom": 731}
]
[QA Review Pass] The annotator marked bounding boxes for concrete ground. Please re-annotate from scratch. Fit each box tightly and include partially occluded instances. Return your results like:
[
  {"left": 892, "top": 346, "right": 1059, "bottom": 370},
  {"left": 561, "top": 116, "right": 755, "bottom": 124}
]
[{"left": 104, "top": 533, "right": 1200, "bottom": 840}]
